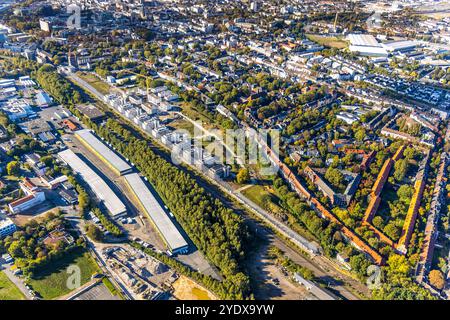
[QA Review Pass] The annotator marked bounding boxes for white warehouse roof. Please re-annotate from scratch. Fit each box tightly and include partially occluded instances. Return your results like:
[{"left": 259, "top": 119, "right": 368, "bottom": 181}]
[
  {"left": 123, "top": 173, "right": 188, "bottom": 253},
  {"left": 58, "top": 149, "right": 127, "bottom": 219},
  {"left": 382, "top": 40, "right": 417, "bottom": 52},
  {"left": 75, "top": 129, "right": 132, "bottom": 175},
  {"left": 347, "top": 34, "right": 381, "bottom": 47},
  {"left": 349, "top": 45, "right": 388, "bottom": 57}
]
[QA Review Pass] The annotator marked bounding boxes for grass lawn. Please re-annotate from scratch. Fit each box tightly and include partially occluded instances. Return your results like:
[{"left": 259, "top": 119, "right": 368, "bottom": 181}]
[
  {"left": 28, "top": 248, "right": 100, "bottom": 300},
  {"left": 0, "top": 271, "right": 25, "bottom": 300},
  {"left": 306, "top": 34, "right": 348, "bottom": 49},
  {"left": 4, "top": 175, "right": 21, "bottom": 181},
  {"left": 169, "top": 118, "right": 195, "bottom": 136},
  {"left": 180, "top": 102, "right": 217, "bottom": 130},
  {"left": 242, "top": 185, "right": 273, "bottom": 208},
  {"left": 76, "top": 72, "right": 112, "bottom": 95},
  {"left": 242, "top": 183, "right": 317, "bottom": 242},
  {"left": 241, "top": 184, "right": 286, "bottom": 216}
]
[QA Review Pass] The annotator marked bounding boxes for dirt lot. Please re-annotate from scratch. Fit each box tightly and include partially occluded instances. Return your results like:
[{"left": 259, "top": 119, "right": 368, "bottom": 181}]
[
  {"left": 172, "top": 276, "right": 217, "bottom": 300},
  {"left": 245, "top": 236, "right": 310, "bottom": 300},
  {"left": 12, "top": 207, "right": 59, "bottom": 227}
]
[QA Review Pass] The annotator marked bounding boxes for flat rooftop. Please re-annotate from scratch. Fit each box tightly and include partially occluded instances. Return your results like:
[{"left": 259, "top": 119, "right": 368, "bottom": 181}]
[
  {"left": 123, "top": 173, "right": 188, "bottom": 252},
  {"left": 0, "top": 216, "right": 14, "bottom": 229},
  {"left": 75, "top": 104, "right": 105, "bottom": 120},
  {"left": 382, "top": 40, "right": 417, "bottom": 51},
  {"left": 58, "top": 148, "right": 127, "bottom": 218},
  {"left": 75, "top": 129, "right": 132, "bottom": 175},
  {"left": 347, "top": 34, "right": 381, "bottom": 47}
]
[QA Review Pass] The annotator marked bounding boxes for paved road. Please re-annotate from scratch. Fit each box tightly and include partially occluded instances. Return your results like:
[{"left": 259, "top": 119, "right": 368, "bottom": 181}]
[
  {"left": 169, "top": 111, "right": 322, "bottom": 257},
  {"left": 231, "top": 183, "right": 320, "bottom": 254},
  {"left": 65, "top": 72, "right": 227, "bottom": 281},
  {"left": 66, "top": 72, "right": 107, "bottom": 102},
  {"left": 86, "top": 241, "right": 136, "bottom": 300},
  {"left": 214, "top": 181, "right": 364, "bottom": 300},
  {"left": 0, "top": 263, "right": 33, "bottom": 300}
]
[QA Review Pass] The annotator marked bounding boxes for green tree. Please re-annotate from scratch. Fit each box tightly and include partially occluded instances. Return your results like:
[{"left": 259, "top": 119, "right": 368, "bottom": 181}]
[
  {"left": 403, "top": 147, "right": 416, "bottom": 160},
  {"left": 387, "top": 254, "right": 410, "bottom": 276},
  {"left": 372, "top": 216, "right": 384, "bottom": 229},
  {"left": 384, "top": 222, "right": 400, "bottom": 240},
  {"left": 236, "top": 168, "right": 250, "bottom": 184},
  {"left": 394, "top": 159, "right": 408, "bottom": 182},
  {"left": 355, "top": 128, "right": 366, "bottom": 142},
  {"left": 85, "top": 224, "right": 103, "bottom": 242},
  {"left": 397, "top": 185, "right": 413, "bottom": 203},
  {"left": 6, "top": 161, "right": 20, "bottom": 176},
  {"left": 325, "top": 167, "right": 344, "bottom": 189}
]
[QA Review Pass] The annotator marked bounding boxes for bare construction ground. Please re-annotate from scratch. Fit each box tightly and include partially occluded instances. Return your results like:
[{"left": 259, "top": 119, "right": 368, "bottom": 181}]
[
  {"left": 245, "top": 232, "right": 310, "bottom": 300},
  {"left": 172, "top": 275, "right": 217, "bottom": 300}
]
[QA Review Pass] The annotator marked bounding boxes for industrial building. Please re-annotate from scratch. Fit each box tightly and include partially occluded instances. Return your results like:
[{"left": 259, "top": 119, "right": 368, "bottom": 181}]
[
  {"left": 74, "top": 129, "right": 133, "bottom": 176},
  {"left": 35, "top": 91, "right": 53, "bottom": 107},
  {"left": 382, "top": 40, "right": 417, "bottom": 53},
  {"left": 348, "top": 35, "right": 418, "bottom": 57},
  {"left": 123, "top": 173, "right": 188, "bottom": 255},
  {"left": 75, "top": 104, "right": 105, "bottom": 122},
  {"left": 58, "top": 149, "right": 127, "bottom": 219},
  {"left": 347, "top": 34, "right": 388, "bottom": 57},
  {"left": 8, "top": 192, "right": 46, "bottom": 214}
]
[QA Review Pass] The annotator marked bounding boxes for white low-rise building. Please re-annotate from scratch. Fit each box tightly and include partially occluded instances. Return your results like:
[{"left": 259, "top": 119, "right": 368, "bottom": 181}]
[
  {"left": 8, "top": 191, "right": 46, "bottom": 214},
  {"left": 0, "top": 216, "right": 16, "bottom": 238},
  {"left": 337, "top": 112, "right": 359, "bottom": 124}
]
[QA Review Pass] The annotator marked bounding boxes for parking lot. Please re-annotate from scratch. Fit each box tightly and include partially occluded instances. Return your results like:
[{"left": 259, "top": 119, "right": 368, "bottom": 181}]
[{"left": 72, "top": 282, "right": 120, "bottom": 300}]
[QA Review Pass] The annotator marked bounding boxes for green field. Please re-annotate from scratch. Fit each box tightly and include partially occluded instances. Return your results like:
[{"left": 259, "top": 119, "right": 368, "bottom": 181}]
[
  {"left": 242, "top": 185, "right": 273, "bottom": 207},
  {"left": 28, "top": 248, "right": 100, "bottom": 300},
  {"left": 180, "top": 102, "right": 216, "bottom": 129},
  {"left": 0, "top": 271, "right": 26, "bottom": 300},
  {"left": 169, "top": 118, "right": 195, "bottom": 136},
  {"left": 241, "top": 184, "right": 285, "bottom": 214},
  {"left": 76, "top": 72, "right": 112, "bottom": 95},
  {"left": 306, "top": 34, "right": 348, "bottom": 49}
]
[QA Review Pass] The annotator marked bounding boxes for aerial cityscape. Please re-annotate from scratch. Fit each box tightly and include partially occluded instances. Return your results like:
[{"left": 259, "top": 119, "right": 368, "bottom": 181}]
[{"left": 0, "top": 0, "right": 449, "bottom": 307}]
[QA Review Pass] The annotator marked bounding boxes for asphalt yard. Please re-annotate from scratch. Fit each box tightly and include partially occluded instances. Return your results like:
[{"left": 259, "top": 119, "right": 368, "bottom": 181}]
[{"left": 73, "top": 282, "right": 119, "bottom": 300}]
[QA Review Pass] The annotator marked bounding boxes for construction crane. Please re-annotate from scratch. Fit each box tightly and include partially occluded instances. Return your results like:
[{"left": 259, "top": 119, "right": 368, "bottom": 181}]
[{"left": 119, "top": 69, "right": 153, "bottom": 98}]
